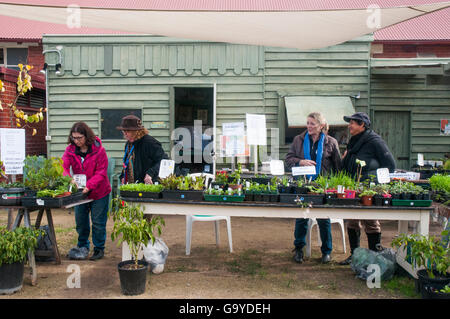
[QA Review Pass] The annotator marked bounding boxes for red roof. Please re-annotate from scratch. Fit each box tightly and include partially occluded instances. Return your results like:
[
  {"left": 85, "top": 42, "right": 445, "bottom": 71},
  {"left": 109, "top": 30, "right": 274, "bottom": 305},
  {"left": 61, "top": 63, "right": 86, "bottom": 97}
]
[{"left": 1, "top": 0, "right": 449, "bottom": 41}]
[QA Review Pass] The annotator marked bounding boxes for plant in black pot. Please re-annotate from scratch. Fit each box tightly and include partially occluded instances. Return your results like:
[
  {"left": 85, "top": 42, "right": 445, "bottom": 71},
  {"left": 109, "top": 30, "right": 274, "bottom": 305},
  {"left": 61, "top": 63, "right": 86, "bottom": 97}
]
[
  {"left": 0, "top": 226, "right": 43, "bottom": 295},
  {"left": 110, "top": 197, "right": 165, "bottom": 296},
  {"left": 392, "top": 230, "right": 450, "bottom": 299}
]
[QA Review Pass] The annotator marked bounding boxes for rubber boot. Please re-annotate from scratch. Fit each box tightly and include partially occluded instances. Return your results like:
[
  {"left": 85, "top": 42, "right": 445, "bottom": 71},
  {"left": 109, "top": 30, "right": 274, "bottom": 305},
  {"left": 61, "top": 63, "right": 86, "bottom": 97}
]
[
  {"left": 339, "top": 228, "right": 360, "bottom": 265},
  {"left": 367, "top": 232, "right": 383, "bottom": 252}
]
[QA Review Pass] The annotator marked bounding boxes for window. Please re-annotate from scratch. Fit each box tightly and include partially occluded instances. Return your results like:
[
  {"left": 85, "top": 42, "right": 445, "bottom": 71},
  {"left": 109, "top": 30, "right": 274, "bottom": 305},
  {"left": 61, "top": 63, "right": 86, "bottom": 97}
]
[
  {"left": 0, "top": 48, "right": 28, "bottom": 70},
  {"left": 16, "top": 88, "right": 46, "bottom": 109},
  {"left": 100, "top": 109, "right": 142, "bottom": 140}
]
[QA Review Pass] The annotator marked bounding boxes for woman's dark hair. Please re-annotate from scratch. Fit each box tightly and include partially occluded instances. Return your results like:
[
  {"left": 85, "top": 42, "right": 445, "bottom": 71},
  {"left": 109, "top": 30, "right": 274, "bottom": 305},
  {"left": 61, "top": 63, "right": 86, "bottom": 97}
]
[{"left": 67, "top": 122, "right": 96, "bottom": 146}]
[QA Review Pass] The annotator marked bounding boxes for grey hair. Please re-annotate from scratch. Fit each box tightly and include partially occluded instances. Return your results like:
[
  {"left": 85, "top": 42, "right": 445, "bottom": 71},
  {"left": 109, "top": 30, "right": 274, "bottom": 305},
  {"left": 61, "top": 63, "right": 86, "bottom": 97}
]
[{"left": 307, "top": 112, "right": 328, "bottom": 133}]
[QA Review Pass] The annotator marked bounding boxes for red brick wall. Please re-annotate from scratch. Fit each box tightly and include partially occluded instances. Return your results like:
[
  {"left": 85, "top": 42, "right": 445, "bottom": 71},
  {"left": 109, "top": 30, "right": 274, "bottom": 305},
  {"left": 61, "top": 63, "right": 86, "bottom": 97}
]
[
  {"left": 0, "top": 43, "right": 47, "bottom": 157},
  {"left": 372, "top": 42, "right": 450, "bottom": 58}
]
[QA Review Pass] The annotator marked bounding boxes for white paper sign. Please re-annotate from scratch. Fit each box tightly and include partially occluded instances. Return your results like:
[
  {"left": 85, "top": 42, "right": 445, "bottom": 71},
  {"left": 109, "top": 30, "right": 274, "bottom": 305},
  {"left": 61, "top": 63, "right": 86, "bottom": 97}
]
[
  {"left": 246, "top": 113, "right": 266, "bottom": 145},
  {"left": 0, "top": 128, "right": 25, "bottom": 175},
  {"left": 389, "top": 172, "right": 420, "bottom": 181},
  {"left": 292, "top": 166, "right": 316, "bottom": 176},
  {"left": 417, "top": 153, "right": 424, "bottom": 166},
  {"left": 376, "top": 168, "right": 390, "bottom": 184},
  {"left": 73, "top": 174, "right": 87, "bottom": 188},
  {"left": 222, "top": 122, "right": 245, "bottom": 137},
  {"left": 158, "top": 159, "right": 175, "bottom": 179},
  {"left": 270, "top": 160, "right": 285, "bottom": 176}
]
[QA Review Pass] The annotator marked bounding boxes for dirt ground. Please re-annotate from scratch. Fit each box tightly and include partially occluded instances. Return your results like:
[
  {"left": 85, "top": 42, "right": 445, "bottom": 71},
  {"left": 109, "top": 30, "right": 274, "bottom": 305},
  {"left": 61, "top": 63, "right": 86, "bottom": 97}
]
[{"left": 0, "top": 208, "right": 445, "bottom": 299}]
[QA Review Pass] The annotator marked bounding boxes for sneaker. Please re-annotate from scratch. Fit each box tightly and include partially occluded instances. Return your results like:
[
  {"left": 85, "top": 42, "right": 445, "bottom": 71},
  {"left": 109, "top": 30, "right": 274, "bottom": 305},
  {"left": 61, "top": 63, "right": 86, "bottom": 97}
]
[
  {"left": 68, "top": 246, "right": 89, "bottom": 260},
  {"left": 338, "top": 255, "right": 352, "bottom": 265},
  {"left": 292, "top": 247, "right": 304, "bottom": 264},
  {"left": 89, "top": 249, "right": 104, "bottom": 261},
  {"left": 321, "top": 254, "right": 331, "bottom": 264}
]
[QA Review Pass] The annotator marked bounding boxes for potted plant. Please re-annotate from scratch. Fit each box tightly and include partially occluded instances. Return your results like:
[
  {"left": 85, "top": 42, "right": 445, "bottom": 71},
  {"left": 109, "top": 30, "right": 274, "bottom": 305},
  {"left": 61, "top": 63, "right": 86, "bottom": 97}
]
[
  {"left": 392, "top": 230, "right": 450, "bottom": 299},
  {"left": 110, "top": 197, "right": 165, "bottom": 295},
  {"left": 359, "top": 189, "right": 377, "bottom": 206},
  {"left": 228, "top": 163, "right": 243, "bottom": 190},
  {"left": 0, "top": 226, "right": 43, "bottom": 295},
  {"left": 160, "top": 175, "right": 204, "bottom": 201},
  {"left": 213, "top": 170, "right": 228, "bottom": 188}
]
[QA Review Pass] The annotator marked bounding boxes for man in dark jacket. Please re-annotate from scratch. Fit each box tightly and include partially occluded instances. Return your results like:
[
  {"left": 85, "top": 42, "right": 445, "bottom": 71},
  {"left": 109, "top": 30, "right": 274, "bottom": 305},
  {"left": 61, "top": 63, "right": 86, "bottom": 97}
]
[
  {"left": 117, "top": 115, "right": 168, "bottom": 184},
  {"left": 339, "top": 112, "right": 396, "bottom": 265}
]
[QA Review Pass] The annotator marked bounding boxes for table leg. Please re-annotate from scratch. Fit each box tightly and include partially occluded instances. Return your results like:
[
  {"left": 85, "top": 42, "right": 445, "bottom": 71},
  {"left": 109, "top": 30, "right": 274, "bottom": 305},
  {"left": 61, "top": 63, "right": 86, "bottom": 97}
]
[
  {"left": 7, "top": 208, "right": 14, "bottom": 230},
  {"left": 417, "top": 210, "right": 430, "bottom": 236},
  {"left": 11, "top": 209, "right": 24, "bottom": 230},
  {"left": 22, "top": 209, "right": 38, "bottom": 286},
  {"left": 45, "top": 208, "right": 61, "bottom": 264},
  {"left": 398, "top": 220, "right": 408, "bottom": 235},
  {"left": 34, "top": 208, "right": 44, "bottom": 229}
]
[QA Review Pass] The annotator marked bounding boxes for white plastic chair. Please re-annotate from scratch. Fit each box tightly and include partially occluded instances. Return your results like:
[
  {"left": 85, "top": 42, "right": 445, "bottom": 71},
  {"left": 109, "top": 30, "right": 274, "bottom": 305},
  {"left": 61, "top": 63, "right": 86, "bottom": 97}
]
[
  {"left": 305, "top": 218, "right": 346, "bottom": 258},
  {"left": 185, "top": 173, "right": 233, "bottom": 255}
]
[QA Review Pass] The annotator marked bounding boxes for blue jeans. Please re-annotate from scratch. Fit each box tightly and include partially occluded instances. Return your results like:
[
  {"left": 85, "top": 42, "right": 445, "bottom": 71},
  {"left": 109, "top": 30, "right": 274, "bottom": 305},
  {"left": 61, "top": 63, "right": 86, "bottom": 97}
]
[
  {"left": 293, "top": 218, "right": 332, "bottom": 255},
  {"left": 75, "top": 194, "right": 109, "bottom": 251}
]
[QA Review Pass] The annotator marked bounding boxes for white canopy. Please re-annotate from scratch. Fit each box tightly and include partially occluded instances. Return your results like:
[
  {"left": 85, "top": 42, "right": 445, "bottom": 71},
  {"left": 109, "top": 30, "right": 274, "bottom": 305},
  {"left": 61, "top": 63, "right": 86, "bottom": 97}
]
[{"left": 0, "top": 1, "right": 449, "bottom": 49}]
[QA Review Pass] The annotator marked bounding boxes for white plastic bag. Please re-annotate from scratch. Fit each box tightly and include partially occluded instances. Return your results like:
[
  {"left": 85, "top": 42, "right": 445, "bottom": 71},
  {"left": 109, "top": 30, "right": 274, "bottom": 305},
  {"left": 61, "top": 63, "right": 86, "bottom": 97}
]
[{"left": 142, "top": 238, "right": 169, "bottom": 274}]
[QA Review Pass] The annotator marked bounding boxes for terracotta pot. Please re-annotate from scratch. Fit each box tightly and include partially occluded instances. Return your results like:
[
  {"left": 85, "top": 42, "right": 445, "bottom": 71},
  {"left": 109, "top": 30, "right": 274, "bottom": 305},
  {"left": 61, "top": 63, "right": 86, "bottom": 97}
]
[
  {"left": 361, "top": 195, "right": 373, "bottom": 206},
  {"left": 228, "top": 184, "right": 242, "bottom": 190},
  {"left": 337, "top": 193, "right": 347, "bottom": 199},
  {"left": 344, "top": 190, "right": 356, "bottom": 199}
]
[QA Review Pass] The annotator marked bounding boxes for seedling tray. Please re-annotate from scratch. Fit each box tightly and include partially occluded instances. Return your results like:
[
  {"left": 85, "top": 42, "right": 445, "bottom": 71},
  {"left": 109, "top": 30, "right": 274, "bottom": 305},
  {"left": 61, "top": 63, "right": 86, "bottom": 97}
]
[
  {"left": 21, "top": 191, "right": 86, "bottom": 208},
  {"left": 204, "top": 194, "right": 245, "bottom": 202},
  {"left": 391, "top": 199, "right": 433, "bottom": 207},
  {"left": 0, "top": 188, "right": 25, "bottom": 206},
  {"left": 325, "top": 198, "right": 360, "bottom": 206},
  {"left": 120, "top": 190, "right": 161, "bottom": 199},
  {"left": 161, "top": 190, "right": 204, "bottom": 201},
  {"left": 279, "top": 194, "right": 325, "bottom": 205}
]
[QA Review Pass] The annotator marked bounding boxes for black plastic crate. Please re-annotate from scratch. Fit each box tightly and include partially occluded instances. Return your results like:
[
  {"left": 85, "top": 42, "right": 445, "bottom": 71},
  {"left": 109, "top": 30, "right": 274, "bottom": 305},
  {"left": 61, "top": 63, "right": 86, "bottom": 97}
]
[
  {"left": 279, "top": 194, "right": 325, "bottom": 205},
  {"left": 120, "top": 190, "right": 161, "bottom": 199},
  {"left": 22, "top": 191, "right": 86, "bottom": 208},
  {"left": 0, "top": 187, "right": 25, "bottom": 206},
  {"left": 161, "top": 190, "right": 204, "bottom": 201},
  {"left": 325, "top": 198, "right": 360, "bottom": 206}
]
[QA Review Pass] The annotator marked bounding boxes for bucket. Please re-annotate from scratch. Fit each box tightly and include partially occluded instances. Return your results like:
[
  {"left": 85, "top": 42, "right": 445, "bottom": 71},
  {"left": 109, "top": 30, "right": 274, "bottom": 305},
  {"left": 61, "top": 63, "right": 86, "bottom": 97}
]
[{"left": 0, "top": 262, "right": 24, "bottom": 295}]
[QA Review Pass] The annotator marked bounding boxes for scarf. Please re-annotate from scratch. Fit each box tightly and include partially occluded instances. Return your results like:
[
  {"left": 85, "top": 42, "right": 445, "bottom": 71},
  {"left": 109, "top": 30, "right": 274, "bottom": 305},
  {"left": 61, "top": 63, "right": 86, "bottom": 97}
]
[
  {"left": 303, "top": 132, "right": 325, "bottom": 181},
  {"left": 342, "top": 129, "right": 372, "bottom": 177},
  {"left": 122, "top": 142, "right": 135, "bottom": 184}
]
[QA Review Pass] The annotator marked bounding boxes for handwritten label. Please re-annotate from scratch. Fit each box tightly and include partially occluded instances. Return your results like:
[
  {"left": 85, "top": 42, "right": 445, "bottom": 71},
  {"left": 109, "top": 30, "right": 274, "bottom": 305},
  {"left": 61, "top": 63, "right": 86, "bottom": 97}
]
[
  {"left": 73, "top": 174, "right": 87, "bottom": 188},
  {"left": 292, "top": 166, "right": 316, "bottom": 176},
  {"left": 270, "top": 160, "right": 285, "bottom": 176},
  {"left": 158, "top": 159, "right": 175, "bottom": 179},
  {"left": 376, "top": 168, "right": 390, "bottom": 184}
]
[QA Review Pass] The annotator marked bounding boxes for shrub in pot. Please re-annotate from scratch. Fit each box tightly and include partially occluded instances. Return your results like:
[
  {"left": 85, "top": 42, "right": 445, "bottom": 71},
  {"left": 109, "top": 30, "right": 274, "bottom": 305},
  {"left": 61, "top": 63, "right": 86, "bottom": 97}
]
[
  {"left": 0, "top": 226, "right": 43, "bottom": 295},
  {"left": 359, "top": 189, "right": 377, "bottom": 206},
  {"left": 110, "top": 197, "right": 165, "bottom": 296},
  {"left": 392, "top": 230, "right": 450, "bottom": 299}
]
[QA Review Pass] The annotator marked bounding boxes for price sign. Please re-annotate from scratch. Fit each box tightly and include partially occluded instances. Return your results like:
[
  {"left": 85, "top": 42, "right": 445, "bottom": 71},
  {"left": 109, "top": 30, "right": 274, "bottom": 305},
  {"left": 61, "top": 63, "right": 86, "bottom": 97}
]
[
  {"left": 417, "top": 153, "right": 424, "bottom": 167},
  {"left": 270, "top": 160, "right": 285, "bottom": 176},
  {"left": 292, "top": 166, "right": 316, "bottom": 176},
  {"left": 73, "top": 174, "right": 87, "bottom": 188},
  {"left": 158, "top": 159, "right": 175, "bottom": 179},
  {"left": 376, "top": 168, "right": 390, "bottom": 184}
]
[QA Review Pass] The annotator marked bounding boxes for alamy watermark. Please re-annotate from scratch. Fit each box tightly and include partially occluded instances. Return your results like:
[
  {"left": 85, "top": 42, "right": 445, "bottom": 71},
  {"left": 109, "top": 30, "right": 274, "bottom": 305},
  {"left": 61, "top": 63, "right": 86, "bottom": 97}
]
[
  {"left": 66, "top": 4, "right": 81, "bottom": 29},
  {"left": 366, "top": 4, "right": 382, "bottom": 30},
  {"left": 366, "top": 264, "right": 381, "bottom": 289},
  {"left": 66, "top": 264, "right": 81, "bottom": 288}
]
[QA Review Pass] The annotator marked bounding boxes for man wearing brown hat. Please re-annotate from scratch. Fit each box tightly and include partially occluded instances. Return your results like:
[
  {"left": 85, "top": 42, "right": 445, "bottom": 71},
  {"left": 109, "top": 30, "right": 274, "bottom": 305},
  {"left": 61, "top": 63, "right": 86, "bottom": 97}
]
[
  {"left": 339, "top": 112, "right": 396, "bottom": 265},
  {"left": 117, "top": 115, "right": 168, "bottom": 185}
]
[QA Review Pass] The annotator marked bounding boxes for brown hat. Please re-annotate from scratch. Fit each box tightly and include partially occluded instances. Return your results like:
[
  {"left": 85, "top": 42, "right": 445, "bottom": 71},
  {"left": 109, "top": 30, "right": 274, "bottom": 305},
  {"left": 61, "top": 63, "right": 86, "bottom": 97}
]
[{"left": 116, "top": 115, "right": 144, "bottom": 131}]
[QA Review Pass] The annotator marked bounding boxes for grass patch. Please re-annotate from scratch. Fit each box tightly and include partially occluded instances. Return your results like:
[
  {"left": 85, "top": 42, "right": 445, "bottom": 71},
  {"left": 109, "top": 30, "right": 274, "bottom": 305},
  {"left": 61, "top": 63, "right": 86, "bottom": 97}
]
[
  {"left": 225, "top": 249, "right": 266, "bottom": 277},
  {"left": 55, "top": 226, "right": 76, "bottom": 234},
  {"left": 382, "top": 276, "right": 420, "bottom": 298}
]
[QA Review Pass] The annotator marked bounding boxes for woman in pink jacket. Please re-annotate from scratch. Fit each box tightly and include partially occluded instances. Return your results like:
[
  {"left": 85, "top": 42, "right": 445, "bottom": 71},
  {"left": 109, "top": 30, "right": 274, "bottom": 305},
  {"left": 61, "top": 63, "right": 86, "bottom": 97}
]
[{"left": 62, "top": 122, "right": 111, "bottom": 261}]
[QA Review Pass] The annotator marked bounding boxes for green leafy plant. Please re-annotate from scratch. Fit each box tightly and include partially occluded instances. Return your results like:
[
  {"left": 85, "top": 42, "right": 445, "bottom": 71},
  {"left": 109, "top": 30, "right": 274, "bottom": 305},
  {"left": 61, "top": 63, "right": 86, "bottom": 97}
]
[
  {"left": 109, "top": 197, "right": 165, "bottom": 269},
  {"left": 159, "top": 174, "right": 180, "bottom": 190},
  {"left": 0, "top": 181, "right": 25, "bottom": 189},
  {"left": 120, "top": 183, "right": 164, "bottom": 193},
  {"left": 392, "top": 230, "right": 450, "bottom": 278},
  {"left": 440, "top": 285, "right": 450, "bottom": 293},
  {"left": 359, "top": 189, "right": 377, "bottom": 197},
  {"left": 215, "top": 170, "right": 228, "bottom": 184},
  {"left": 230, "top": 163, "right": 242, "bottom": 185},
  {"left": 0, "top": 226, "right": 43, "bottom": 266}
]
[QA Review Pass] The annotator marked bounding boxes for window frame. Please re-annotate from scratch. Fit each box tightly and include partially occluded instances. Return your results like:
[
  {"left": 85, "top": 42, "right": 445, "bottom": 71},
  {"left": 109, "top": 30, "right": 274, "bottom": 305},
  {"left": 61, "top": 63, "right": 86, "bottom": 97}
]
[
  {"left": 0, "top": 43, "right": 33, "bottom": 68},
  {"left": 99, "top": 108, "right": 143, "bottom": 141}
]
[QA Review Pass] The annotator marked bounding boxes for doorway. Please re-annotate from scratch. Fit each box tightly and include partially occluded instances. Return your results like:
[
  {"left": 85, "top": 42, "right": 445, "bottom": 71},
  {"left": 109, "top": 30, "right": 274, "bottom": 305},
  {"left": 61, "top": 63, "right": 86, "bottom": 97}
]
[
  {"left": 173, "top": 87, "right": 214, "bottom": 174},
  {"left": 374, "top": 111, "right": 411, "bottom": 170}
]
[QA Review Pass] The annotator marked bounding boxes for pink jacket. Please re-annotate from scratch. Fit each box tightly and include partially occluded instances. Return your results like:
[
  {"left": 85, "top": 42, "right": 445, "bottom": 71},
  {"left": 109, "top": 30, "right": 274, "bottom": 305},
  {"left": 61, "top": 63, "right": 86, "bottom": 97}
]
[{"left": 62, "top": 136, "right": 111, "bottom": 200}]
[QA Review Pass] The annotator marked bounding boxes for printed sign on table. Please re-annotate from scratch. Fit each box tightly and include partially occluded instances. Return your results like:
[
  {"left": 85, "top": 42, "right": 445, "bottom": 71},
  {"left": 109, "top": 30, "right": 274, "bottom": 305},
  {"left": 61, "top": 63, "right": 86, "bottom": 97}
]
[
  {"left": 270, "top": 160, "right": 285, "bottom": 176},
  {"left": 0, "top": 128, "right": 25, "bottom": 175},
  {"left": 292, "top": 166, "right": 316, "bottom": 176},
  {"left": 246, "top": 114, "right": 266, "bottom": 145},
  {"left": 158, "top": 159, "right": 175, "bottom": 179}
]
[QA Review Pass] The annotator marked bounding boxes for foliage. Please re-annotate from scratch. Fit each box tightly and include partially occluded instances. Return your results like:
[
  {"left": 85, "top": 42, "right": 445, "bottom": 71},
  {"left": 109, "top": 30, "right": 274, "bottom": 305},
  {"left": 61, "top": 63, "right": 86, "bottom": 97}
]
[
  {"left": 429, "top": 174, "right": 450, "bottom": 193},
  {"left": 119, "top": 183, "right": 164, "bottom": 193},
  {"left": 326, "top": 171, "right": 357, "bottom": 190},
  {"left": 215, "top": 170, "right": 228, "bottom": 184},
  {"left": 23, "top": 156, "right": 74, "bottom": 193},
  {"left": 355, "top": 158, "right": 366, "bottom": 185},
  {"left": 0, "top": 64, "right": 45, "bottom": 134},
  {"left": 440, "top": 285, "right": 450, "bottom": 293},
  {"left": 0, "top": 181, "right": 25, "bottom": 189},
  {"left": 109, "top": 197, "right": 165, "bottom": 268},
  {"left": 158, "top": 174, "right": 205, "bottom": 191},
  {"left": 158, "top": 174, "right": 179, "bottom": 190},
  {"left": 392, "top": 230, "right": 450, "bottom": 278},
  {"left": 358, "top": 189, "right": 377, "bottom": 197},
  {"left": 0, "top": 226, "right": 43, "bottom": 266},
  {"left": 230, "top": 163, "right": 242, "bottom": 184},
  {"left": 37, "top": 188, "right": 70, "bottom": 198}
]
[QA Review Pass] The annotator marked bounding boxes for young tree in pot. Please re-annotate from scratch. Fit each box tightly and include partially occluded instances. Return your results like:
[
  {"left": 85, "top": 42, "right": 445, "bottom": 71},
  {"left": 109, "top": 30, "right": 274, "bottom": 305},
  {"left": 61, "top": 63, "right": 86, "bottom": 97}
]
[
  {"left": 0, "top": 226, "right": 43, "bottom": 295},
  {"left": 110, "top": 197, "right": 165, "bottom": 296},
  {"left": 392, "top": 230, "right": 450, "bottom": 299}
]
